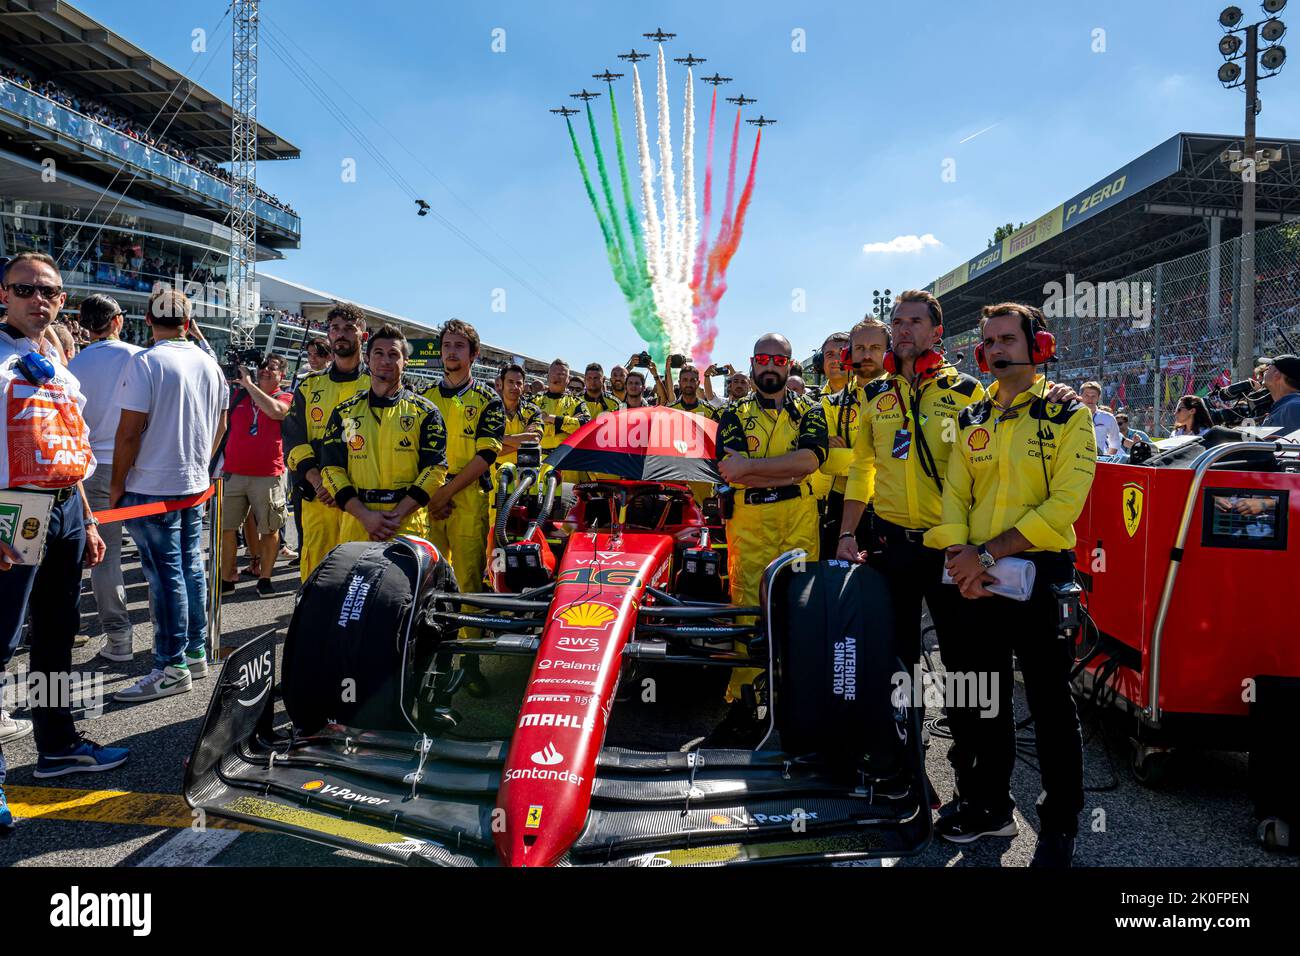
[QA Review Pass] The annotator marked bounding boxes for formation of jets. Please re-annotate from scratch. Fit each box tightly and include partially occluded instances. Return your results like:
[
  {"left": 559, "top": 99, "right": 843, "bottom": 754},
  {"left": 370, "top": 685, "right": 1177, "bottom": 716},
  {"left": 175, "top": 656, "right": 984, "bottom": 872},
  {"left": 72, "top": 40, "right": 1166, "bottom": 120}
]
[{"left": 550, "top": 32, "right": 775, "bottom": 127}]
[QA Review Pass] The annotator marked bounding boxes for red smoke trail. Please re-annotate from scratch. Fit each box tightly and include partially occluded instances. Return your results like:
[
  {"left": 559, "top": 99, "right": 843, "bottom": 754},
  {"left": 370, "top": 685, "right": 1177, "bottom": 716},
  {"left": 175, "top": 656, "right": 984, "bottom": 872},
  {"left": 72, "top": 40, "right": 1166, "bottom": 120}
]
[
  {"left": 693, "top": 128, "right": 761, "bottom": 362},
  {"left": 691, "top": 89, "right": 717, "bottom": 297}
]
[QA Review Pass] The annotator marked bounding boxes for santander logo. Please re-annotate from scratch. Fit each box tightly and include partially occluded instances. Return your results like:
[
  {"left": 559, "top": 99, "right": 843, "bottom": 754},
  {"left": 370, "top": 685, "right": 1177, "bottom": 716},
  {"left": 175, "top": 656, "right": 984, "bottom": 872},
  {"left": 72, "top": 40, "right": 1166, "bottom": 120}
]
[{"left": 531, "top": 741, "right": 564, "bottom": 766}]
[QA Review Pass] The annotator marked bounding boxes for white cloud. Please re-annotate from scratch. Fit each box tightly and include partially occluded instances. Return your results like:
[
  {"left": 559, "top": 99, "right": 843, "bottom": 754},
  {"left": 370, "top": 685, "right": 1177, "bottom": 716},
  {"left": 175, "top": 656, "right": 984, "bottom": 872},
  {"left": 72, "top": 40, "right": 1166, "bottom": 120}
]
[{"left": 861, "top": 233, "right": 942, "bottom": 255}]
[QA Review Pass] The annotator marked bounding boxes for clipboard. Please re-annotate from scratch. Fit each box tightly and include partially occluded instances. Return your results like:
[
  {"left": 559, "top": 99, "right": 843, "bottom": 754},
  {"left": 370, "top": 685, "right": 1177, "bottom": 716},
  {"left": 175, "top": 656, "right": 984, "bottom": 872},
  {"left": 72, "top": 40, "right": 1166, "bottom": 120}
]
[{"left": 0, "top": 489, "right": 56, "bottom": 565}]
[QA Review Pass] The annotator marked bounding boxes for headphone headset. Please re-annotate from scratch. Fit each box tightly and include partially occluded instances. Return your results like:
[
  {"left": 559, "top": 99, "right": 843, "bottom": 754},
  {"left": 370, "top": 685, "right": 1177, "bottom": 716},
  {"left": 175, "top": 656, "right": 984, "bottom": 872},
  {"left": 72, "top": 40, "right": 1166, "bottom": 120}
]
[
  {"left": 882, "top": 323, "right": 946, "bottom": 379},
  {"left": 974, "top": 308, "right": 1056, "bottom": 373}
]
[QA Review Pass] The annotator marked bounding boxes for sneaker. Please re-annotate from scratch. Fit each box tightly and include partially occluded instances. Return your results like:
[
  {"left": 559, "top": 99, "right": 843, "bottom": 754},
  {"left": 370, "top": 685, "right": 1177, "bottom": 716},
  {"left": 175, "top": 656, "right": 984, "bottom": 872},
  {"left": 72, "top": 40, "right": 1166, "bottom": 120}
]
[
  {"left": 256, "top": 577, "right": 276, "bottom": 598},
  {"left": 99, "top": 631, "right": 134, "bottom": 663},
  {"left": 935, "top": 806, "right": 1019, "bottom": 844},
  {"left": 1030, "top": 830, "right": 1076, "bottom": 868},
  {"left": 185, "top": 650, "right": 209, "bottom": 680},
  {"left": 113, "top": 665, "right": 192, "bottom": 704},
  {"left": 279, "top": 546, "right": 299, "bottom": 561},
  {"left": 220, "top": 580, "right": 236, "bottom": 595},
  {"left": 0, "top": 786, "right": 12, "bottom": 831},
  {"left": 33, "top": 737, "right": 130, "bottom": 778},
  {"left": 0, "top": 709, "right": 33, "bottom": 745},
  {"left": 73, "top": 632, "right": 91, "bottom": 648}
]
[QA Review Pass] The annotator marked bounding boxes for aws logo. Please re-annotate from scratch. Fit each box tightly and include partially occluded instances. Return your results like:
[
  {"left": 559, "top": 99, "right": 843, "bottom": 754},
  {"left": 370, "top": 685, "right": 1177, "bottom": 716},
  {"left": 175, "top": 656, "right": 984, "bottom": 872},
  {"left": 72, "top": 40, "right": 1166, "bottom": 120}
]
[
  {"left": 967, "top": 427, "right": 990, "bottom": 451},
  {"left": 556, "top": 603, "right": 617, "bottom": 629}
]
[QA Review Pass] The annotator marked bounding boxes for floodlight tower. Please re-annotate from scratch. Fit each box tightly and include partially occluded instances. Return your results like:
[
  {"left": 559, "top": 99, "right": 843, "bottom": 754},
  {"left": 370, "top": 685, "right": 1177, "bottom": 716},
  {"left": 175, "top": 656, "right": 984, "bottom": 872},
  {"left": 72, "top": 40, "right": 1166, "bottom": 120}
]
[{"left": 229, "top": 0, "right": 260, "bottom": 348}]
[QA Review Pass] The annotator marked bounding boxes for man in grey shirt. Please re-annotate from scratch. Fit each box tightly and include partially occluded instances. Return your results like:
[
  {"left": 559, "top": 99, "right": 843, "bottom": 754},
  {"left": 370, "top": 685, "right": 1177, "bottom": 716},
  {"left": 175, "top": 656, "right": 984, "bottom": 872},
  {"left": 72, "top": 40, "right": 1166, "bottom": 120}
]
[
  {"left": 68, "top": 295, "right": 141, "bottom": 662},
  {"left": 1261, "top": 355, "right": 1300, "bottom": 434}
]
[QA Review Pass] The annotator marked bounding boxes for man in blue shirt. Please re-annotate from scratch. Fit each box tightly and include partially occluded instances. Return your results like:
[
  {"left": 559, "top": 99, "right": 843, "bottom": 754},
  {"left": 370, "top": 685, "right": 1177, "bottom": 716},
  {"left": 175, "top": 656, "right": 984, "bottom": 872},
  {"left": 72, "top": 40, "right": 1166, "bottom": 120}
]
[{"left": 1261, "top": 355, "right": 1300, "bottom": 433}]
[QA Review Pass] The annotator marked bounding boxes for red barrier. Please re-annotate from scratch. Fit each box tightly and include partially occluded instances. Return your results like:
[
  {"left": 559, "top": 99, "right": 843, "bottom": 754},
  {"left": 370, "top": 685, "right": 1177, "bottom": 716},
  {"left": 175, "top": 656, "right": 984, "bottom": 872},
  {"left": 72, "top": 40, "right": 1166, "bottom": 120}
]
[{"left": 92, "top": 484, "right": 217, "bottom": 525}]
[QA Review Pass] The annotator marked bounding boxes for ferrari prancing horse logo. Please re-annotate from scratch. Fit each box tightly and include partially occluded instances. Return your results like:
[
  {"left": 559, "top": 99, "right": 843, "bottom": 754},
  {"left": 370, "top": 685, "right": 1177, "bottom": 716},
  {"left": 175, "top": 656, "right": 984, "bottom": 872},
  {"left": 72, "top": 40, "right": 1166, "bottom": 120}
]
[{"left": 1123, "top": 482, "right": 1144, "bottom": 537}]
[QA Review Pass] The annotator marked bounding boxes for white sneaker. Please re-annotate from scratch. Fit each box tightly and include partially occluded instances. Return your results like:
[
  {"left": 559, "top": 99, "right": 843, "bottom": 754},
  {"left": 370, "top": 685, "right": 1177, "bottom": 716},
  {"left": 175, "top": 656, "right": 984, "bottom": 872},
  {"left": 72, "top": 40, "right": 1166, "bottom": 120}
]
[
  {"left": 185, "top": 651, "right": 209, "bottom": 680},
  {"left": 99, "top": 631, "right": 135, "bottom": 663},
  {"left": 114, "top": 666, "right": 192, "bottom": 704},
  {"left": 0, "top": 709, "right": 33, "bottom": 745}
]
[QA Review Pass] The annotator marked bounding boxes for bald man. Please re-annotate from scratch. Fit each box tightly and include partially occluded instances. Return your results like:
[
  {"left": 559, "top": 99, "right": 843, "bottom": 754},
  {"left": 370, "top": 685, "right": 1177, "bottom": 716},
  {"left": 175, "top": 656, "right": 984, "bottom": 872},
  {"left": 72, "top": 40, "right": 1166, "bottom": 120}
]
[{"left": 714, "top": 333, "right": 829, "bottom": 735}]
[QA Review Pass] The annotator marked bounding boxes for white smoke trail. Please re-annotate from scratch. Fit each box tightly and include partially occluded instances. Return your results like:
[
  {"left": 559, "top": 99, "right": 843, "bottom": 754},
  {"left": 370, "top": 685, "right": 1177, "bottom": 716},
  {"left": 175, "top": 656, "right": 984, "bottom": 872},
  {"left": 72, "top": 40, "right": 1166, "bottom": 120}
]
[
  {"left": 679, "top": 68, "right": 698, "bottom": 357},
  {"left": 631, "top": 63, "right": 666, "bottom": 333},
  {"left": 656, "top": 46, "right": 679, "bottom": 296}
]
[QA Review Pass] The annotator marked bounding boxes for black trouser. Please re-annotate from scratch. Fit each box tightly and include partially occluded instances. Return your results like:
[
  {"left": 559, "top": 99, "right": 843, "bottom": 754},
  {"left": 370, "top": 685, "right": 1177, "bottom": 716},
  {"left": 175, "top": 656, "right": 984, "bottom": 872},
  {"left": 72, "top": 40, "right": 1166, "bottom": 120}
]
[
  {"left": 0, "top": 493, "right": 85, "bottom": 785},
  {"left": 940, "top": 550, "right": 1083, "bottom": 836},
  {"left": 818, "top": 489, "right": 873, "bottom": 560},
  {"left": 867, "top": 516, "right": 971, "bottom": 784}
]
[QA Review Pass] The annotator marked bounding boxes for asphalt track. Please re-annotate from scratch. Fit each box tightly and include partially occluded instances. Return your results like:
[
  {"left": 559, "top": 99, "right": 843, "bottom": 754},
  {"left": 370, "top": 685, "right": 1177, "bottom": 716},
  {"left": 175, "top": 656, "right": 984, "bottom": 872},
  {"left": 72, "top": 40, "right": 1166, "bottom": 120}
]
[{"left": 0, "top": 521, "right": 1295, "bottom": 869}]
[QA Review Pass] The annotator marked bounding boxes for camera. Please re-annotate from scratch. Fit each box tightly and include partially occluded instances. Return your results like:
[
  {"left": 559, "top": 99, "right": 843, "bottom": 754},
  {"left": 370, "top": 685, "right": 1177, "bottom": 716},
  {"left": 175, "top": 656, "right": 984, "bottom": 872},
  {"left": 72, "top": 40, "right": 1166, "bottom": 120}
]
[
  {"left": 1208, "top": 379, "right": 1274, "bottom": 426},
  {"left": 223, "top": 347, "right": 263, "bottom": 382},
  {"left": 633, "top": 351, "right": 652, "bottom": 367},
  {"left": 668, "top": 353, "right": 686, "bottom": 369}
]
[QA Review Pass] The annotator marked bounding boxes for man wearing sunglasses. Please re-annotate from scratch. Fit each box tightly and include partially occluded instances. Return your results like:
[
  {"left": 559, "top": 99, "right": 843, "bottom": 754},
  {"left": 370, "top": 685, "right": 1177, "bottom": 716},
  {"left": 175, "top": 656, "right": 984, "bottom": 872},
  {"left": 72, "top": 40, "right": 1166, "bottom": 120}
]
[
  {"left": 1, "top": 253, "right": 123, "bottom": 822},
  {"left": 717, "top": 333, "right": 828, "bottom": 719},
  {"left": 809, "top": 331, "right": 859, "bottom": 558}
]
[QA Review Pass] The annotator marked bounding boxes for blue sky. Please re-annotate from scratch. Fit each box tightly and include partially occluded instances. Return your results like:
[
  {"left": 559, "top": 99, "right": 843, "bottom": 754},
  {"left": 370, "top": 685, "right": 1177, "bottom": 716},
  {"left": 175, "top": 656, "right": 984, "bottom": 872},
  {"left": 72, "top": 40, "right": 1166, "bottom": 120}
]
[{"left": 77, "top": 0, "right": 1299, "bottom": 367}]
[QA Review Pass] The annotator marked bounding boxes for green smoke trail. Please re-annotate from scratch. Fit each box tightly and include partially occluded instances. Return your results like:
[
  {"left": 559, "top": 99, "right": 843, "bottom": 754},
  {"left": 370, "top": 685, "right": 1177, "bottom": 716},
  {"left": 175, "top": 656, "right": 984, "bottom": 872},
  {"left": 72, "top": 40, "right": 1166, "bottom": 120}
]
[
  {"left": 566, "top": 116, "right": 627, "bottom": 289},
  {"left": 608, "top": 81, "right": 648, "bottom": 286},
  {"left": 585, "top": 102, "right": 633, "bottom": 284}
]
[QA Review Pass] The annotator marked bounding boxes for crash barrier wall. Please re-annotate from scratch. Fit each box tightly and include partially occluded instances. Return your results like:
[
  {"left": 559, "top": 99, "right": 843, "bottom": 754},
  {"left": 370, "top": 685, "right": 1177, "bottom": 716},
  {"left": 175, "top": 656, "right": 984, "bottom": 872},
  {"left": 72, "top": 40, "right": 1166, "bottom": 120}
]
[
  {"left": 944, "top": 221, "right": 1300, "bottom": 436},
  {"left": 90, "top": 480, "right": 222, "bottom": 664}
]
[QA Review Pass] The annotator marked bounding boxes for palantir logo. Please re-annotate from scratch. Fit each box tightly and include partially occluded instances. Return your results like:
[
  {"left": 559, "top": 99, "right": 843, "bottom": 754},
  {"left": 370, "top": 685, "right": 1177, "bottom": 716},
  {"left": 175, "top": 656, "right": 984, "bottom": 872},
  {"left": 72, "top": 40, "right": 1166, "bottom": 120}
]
[{"left": 531, "top": 741, "right": 564, "bottom": 766}]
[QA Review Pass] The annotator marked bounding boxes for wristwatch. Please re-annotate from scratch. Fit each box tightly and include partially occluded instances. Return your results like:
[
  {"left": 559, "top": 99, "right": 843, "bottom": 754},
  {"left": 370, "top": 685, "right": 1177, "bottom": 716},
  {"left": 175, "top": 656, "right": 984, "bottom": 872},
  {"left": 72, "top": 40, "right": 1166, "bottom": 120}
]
[
  {"left": 976, "top": 544, "right": 996, "bottom": 570},
  {"left": 84, "top": 514, "right": 100, "bottom": 528}
]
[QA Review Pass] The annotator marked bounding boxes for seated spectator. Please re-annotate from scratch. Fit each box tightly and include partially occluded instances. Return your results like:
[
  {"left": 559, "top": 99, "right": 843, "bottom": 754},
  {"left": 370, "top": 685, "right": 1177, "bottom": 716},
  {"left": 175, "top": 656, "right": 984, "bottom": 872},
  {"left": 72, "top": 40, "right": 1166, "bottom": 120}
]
[{"left": 1170, "top": 395, "right": 1214, "bottom": 437}]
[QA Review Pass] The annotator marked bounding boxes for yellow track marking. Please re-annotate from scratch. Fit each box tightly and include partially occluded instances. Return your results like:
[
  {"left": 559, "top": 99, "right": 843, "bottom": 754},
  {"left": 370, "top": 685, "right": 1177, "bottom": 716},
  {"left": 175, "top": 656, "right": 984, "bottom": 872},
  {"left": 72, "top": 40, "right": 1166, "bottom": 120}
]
[{"left": 6, "top": 786, "right": 255, "bottom": 831}]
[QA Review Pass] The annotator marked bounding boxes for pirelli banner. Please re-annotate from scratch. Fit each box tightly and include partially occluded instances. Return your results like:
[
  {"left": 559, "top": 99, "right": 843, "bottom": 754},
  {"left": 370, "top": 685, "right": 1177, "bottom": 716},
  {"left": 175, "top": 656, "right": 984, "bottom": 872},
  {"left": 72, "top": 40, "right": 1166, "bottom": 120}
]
[{"left": 927, "top": 134, "right": 1184, "bottom": 297}]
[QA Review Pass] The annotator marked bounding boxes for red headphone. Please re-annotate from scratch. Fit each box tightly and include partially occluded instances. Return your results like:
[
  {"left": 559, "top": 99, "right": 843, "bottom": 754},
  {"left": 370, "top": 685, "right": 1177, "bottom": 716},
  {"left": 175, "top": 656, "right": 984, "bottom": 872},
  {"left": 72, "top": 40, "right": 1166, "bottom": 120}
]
[
  {"left": 975, "top": 310, "right": 1056, "bottom": 374},
  {"left": 882, "top": 324, "right": 946, "bottom": 379}
]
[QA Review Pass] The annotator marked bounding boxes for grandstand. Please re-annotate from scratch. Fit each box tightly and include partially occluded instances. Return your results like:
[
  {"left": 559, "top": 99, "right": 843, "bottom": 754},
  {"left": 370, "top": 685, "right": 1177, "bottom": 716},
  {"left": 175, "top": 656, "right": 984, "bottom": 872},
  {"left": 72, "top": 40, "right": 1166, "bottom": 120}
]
[
  {"left": 926, "top": 132, "right": 1300, "bottom": 432},
  {"left": 0, "top": 2, "right": 300, "bottom": 353}
]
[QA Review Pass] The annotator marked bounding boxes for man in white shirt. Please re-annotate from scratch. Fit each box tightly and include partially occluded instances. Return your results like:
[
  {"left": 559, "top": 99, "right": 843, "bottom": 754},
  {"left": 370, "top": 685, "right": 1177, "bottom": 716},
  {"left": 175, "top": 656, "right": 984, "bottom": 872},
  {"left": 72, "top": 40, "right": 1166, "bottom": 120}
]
[
  {"left": 1080, "top": 380, "right": 1121, "bottom": 457},
  {"left": 111, "top": 287, "right": 227, "bottom": 704},
  {"left": 68, "top": 294, "right": 141, "bottom": 662}
]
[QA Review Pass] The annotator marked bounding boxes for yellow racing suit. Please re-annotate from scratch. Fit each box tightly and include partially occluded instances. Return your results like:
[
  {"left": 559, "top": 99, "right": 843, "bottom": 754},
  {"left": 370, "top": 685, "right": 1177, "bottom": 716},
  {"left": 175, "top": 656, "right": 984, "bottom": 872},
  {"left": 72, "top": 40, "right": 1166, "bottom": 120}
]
[
  {"left": 577, "top": 392, "right": 621, "bottom": 482},
  {"left": 283, "top": 364, "right": 371, "bottom": 580},
  {"left": 667, "top": 396, "right": 720, "bottom": 504},
  {"left": 422, "top": 378, "right": 505, "bottom": 638},
  {"left": 537, "top": 389, "right": 590, "bottom": 484},
  {"left": 717, "top": 392, "right": 828, "bottom": 700},
  {"left": 318, "top": 387, "right": 447, "bottom": 542}
]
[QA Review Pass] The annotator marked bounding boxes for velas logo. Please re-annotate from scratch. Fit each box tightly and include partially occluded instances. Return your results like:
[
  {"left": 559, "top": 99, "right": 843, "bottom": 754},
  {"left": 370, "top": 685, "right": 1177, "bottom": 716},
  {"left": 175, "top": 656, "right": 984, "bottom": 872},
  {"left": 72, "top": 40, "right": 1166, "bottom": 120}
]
[
  {"left": 967, "top": 427, "right": 990, "bottom": 451},
  {"left": 877, "top": 393, "right": 898, "bottom": 412},
  {"left": 556, "top": 602, "right": 617, "bottom": 629},
  {"left": 531, "top": 741, "right": 563, "bottom": 766}
]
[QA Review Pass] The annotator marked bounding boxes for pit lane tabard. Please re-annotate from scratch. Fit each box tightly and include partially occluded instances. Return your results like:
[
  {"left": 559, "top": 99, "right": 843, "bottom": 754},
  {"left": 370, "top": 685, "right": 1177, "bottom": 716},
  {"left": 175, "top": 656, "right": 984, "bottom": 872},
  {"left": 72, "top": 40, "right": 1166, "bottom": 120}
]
[{"left": 495, "top": 531, "right": 675, "bottom": 867}]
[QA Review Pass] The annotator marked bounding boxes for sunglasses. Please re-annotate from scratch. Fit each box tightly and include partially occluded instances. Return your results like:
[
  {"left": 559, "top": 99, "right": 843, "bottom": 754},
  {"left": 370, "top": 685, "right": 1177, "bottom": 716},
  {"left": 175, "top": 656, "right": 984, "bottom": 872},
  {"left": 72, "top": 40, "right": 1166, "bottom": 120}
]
[
  {"left": 753, "top": 353, "right": 791, "bottom": 367},
  {"left": 4, "top": 283, "right": 64, "bottom": 300}
]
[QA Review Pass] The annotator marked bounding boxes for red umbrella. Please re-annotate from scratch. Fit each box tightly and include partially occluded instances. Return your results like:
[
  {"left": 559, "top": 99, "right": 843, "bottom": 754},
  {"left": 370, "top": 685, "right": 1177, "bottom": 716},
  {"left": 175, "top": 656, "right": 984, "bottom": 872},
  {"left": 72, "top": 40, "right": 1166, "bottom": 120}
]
[{"left": 544, "top": 406, "right": 721, "bottom": 483}]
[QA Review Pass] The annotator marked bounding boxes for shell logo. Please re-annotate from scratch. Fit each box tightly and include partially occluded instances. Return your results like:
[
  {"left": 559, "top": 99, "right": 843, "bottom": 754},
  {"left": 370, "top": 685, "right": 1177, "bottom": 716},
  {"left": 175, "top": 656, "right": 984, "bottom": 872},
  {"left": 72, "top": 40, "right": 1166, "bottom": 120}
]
[
  {"left": 301, "top": 779, "right": 325, "bottom": 791},
  {"left": 967, "top": 427, "right": 990, "bottom": 451},
  {"left": 349, "top": 434, "right": 365, "bottom": 451},
  {"left": 310, "top": 406, "right": 323, "bottom": 422},
  {"left": 877, "top": 393, "right": 898, "bottom": 412},
  {"left": 709, "top": 814, "right": 732, "bottom": 826},
  {"left": 557, "top": 602, "right": 618, "bottom": 629}
]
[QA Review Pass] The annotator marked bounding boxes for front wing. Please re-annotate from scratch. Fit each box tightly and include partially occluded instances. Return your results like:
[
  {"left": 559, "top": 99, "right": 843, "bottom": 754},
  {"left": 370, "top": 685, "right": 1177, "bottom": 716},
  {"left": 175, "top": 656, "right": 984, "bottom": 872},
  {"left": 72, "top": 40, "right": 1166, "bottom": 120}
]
[{"left": 185, "top": 632, "right": 929, "bottom": 867}]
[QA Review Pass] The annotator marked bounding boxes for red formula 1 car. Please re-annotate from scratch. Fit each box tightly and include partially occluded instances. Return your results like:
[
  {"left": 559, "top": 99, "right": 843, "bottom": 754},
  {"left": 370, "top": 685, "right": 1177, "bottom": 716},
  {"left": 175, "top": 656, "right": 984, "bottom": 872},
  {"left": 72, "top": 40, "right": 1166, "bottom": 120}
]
[{"left": 186, "top": 408, "right": 930, "bottom": 866}]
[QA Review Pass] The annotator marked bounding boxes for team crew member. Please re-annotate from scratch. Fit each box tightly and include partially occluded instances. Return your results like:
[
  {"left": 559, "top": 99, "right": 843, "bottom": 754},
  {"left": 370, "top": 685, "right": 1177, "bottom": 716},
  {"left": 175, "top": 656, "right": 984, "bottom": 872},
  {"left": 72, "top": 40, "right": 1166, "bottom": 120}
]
[
  {"left": 490, "top": 363, "right": 544, "bottom": 521},
  {"left": 320, "top": 325, "right": 447, "bottom": 545},
  {"left": 282, "top": 304, "right": 370, "bottom": 580},
  {"left": 1, "top": 253, "right": 123, "bottom": 823},
  {"left": 725, "top": 370, "right": 751, "bottom": 401},
  {"left": 422, "top": 319, "right": 505, "bottom": 698},
  {"left": 924, "top": 303, "right": 1096, "bottom": 866},
  {"left": 667, "top": 364, "right": 720, "bottom": 504},
  {"left": 537, "top": 358, "right": 589, "bottom": 453},
  {"left": 1080, "top": 381, "right": 1121, "bottom": 457},
  {"left": 836, "top": 292, "right": 985, "bottom": 670},
  {"left": 621, "top": 370, "right": 651, "bottom": 409},
  {"left": 809, "top": 331, "right": 858, "bottom": 556},
  {"left": 609, "top": 364, "right": 628, "bottom": 404},
  {"left": 717, "top": 333, "right": 828, "bottom": 708},
  {"left": 580, "top": 362, "right": 622, "bottom": 420}
]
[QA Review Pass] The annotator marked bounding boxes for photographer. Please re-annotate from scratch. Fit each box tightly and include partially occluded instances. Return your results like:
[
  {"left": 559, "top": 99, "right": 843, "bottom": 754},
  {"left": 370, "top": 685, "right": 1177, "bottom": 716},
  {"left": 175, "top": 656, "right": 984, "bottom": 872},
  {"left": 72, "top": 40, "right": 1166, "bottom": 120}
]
[
  {"left": 627, "top": 351, "right": 672, "bottom": 405},
  {"left": 701, "top": 363, "right": 734, "bottom": 406},
  {"left": 1260, "top": 354, "right": 1300, "bottom": 432},
  {"left": 220, "top": 355, "right": 292, "bottom": 598}
]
